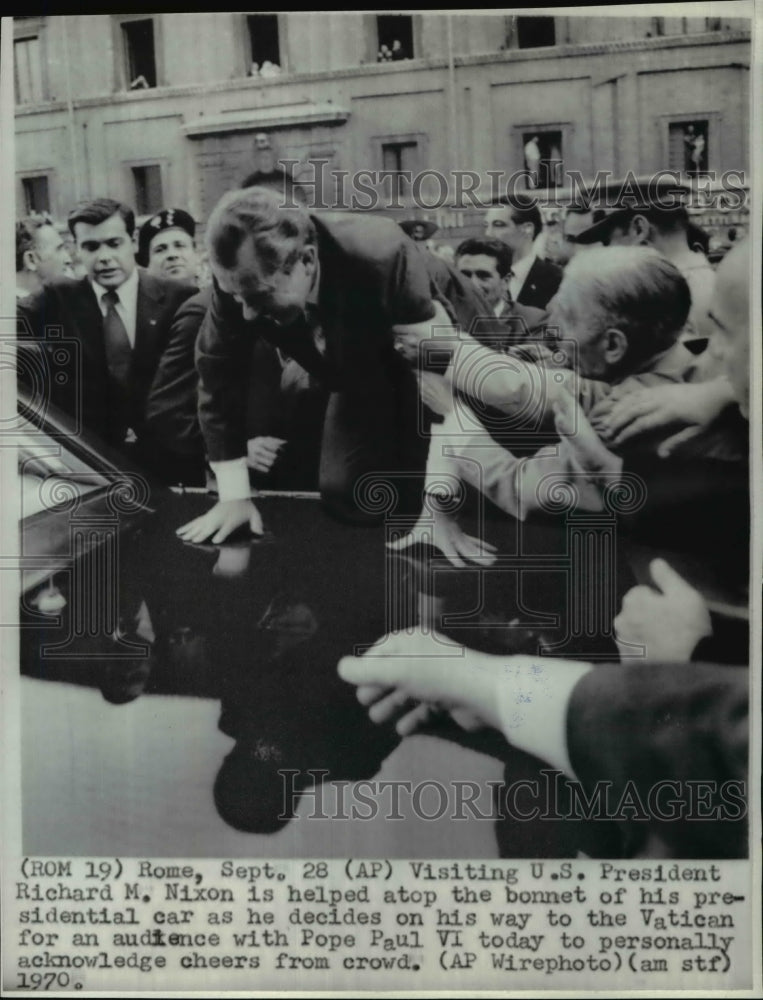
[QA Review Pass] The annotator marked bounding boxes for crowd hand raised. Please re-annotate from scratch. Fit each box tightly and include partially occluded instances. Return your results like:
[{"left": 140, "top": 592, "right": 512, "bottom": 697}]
[
  {"left": 176, "top": 498, "right": 263, "bottom": 545},
  {"left": 386, "top": 506, "right": 497, "bottom": 569},
  {"left": 338, "top": 629, "right": 501, "bottom": 736},
  {"left": 417, "top": 371, "right": 454, "bottom": 416},
  {"left": 553, "top": 387, "right": 622, "bottom": 478},
  {"left": 614, "top": 557, "right": 712, "bottom": 662},
  {"left": 247, "top": 435, "right": 287, "bottom": 474},
  {"left": 589, "top": 379, "right": 734, "bottom": 453}
]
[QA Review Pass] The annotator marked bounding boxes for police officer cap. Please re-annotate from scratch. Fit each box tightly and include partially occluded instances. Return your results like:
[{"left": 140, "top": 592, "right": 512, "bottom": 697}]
[{"left": 137, "top": 208, "right": 196, "bottom": 266}]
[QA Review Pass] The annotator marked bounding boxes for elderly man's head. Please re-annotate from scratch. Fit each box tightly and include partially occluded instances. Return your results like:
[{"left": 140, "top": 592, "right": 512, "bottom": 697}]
[
  {"left": 16, "top": 216, "right": 73, "bottom": 288},
  {"left": 707, "top": 239, "right": 749, "bottom": 418},
  {"left": 206, "top": 186, "right": 317, "bottom": 325},
  {"left": 548, "top": 246, "right": 690, "bottom": 379}
]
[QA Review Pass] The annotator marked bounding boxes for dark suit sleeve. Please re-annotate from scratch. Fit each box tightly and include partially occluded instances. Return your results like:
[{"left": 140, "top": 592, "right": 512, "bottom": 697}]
[
  {"left": 143, "top": 291, "right": 207, "bottom": 460},
  {"left": 195, "top": 281, "right": 254, "bottom": 463},
  {"left": 376, "top": 240, "right": 436, "bottom": 327},
  {"left": 567, "top": 662, "right": 748, "bottom": 857}
]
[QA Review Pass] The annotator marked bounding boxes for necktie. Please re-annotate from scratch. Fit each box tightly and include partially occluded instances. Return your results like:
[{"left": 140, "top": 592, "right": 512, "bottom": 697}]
[
  {"left": 102, "top": 289, "right": 132, "bottom": 441},
  {"left": 102, "top": 289, "right": 132, "bottom": 388}
]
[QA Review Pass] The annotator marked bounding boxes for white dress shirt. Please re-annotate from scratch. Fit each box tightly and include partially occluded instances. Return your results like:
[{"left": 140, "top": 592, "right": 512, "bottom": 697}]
[
  {"left": 507, "top": 252, "right": 535, "bottom": 303},
  {"left": 90, "top": 267, "right": 140, "bottom": 348}
]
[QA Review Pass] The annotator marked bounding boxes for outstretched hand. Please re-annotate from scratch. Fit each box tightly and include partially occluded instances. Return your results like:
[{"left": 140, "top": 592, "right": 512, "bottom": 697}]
[
  {"left": 387, "top": 507, "right": 497, "bottom": 569},
  {"left": 614, "top": 558, "right": 712, "bottom": 661},
  {"left": 338, "top": 629, "right": 502, "bottom": 736},
  {"left": 177, "top": 499, "right": 263, "bottom": 545}
]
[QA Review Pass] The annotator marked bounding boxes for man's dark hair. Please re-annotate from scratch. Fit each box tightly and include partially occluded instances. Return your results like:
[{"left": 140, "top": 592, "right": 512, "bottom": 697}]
[
  {"left": 67, "top": 198, "right": 136, "bottom": 238},
  {"left": 455, "top": 237, "right": 513, "bottom": 278},
  {"left": 240, "top": 168, "right": 308, "bottom": 206},
  {"left": 206, "top": 186, "right": 315, "bottom": 275},
  {"left": 496, "top": 195, "right": 543, "bottom": 239},
  {"left": 16, "top": 215, "right": 56, "bottom": 272}
]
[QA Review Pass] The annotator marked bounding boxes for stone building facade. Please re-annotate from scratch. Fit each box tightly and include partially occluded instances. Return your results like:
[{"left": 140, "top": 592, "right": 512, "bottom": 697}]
[{"left": 14, "top": 12, "right": 751, "bottom": 244}]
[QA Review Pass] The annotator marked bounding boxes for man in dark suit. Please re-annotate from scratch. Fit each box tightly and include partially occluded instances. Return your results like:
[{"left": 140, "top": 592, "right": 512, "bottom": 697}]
[
  {"left": 484, "top": 196, "right": 562, "bottom": 309},
  {"left": 177, "top": 186, "right": 504, "bottom": 545},
  {"left": 18, "top": 198, "right": 196, "bottom": 478}
]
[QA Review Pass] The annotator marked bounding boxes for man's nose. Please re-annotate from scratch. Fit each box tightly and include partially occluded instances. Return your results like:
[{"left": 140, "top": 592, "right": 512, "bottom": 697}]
[{"left": 235, "top": 296, "right": 258, "bottom": 322}]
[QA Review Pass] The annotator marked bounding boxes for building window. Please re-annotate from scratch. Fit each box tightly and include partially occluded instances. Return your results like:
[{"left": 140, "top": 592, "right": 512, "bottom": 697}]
[
  {"left": 121, "top": 18, "right": 157, "bottom": 89},
  {"left": 516, "top": 17, "right": 556, "bottom": 49},
  {"left": 21, "top": 175, "right": 51, "bottom": 215},
  {"left": 247, "top": 14, "right": 281, "bottom": 74},
  {"left": 382, "top": 141, "right": 418, "bottom": 198},
  {"left": 522, "top": 131, "right": 563, "bottom": 189},
  {"left": 14, "top": 36, "right": 44, "bottom": 104},
  {"left": 131, "top": 165, "right": 163, "bottom": 215},
  {"left": 668, "top": 121, "right": 709, "bottom": 175},
  {"left": 376, "top": 14, "right": 414, "bottom": 61}
]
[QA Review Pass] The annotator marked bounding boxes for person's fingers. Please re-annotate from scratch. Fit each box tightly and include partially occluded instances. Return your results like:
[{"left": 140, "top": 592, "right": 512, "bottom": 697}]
[
  {"left": 355, "top": 683, "right": 394, "bottom": 706},
  {"left": 368, "top": 688, "right": 417, "bottom": 725},
  {"left": 396, "top": 702, "right": 437, "bottom": 737},
  {"left": 454, "top": 533, "right": 497, "bottom": 566},
  {"left": 610, "top": 411, "right": 662, "bottom": 446},
  {"left": 619, "top": 585, "right": 654, "bottom": 611},
  {"left": 657, "top": 424, "right": 702, "bottom": 458},
  {"left": 212, "top": 521, "right": 237, "bottom": 545},
  {"left": 386, "top": 531, "right": 419, "bottom": 551},
  {"left": 649, "top": 557, "right": 693, "bottom": 597}
]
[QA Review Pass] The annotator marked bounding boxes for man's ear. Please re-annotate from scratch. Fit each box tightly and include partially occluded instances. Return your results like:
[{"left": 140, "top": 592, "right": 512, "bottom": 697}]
[
  {"left": 23, "top": 249, "right": 39, "bottom": 273},
  {"left": 629, "top": 214, "right": 652, "bottom": 245},
  {"left": 302, "top": 243, "right": 317, "bottom": 273},
  {"left": 603, "top": 327, "right": 628, "bottom": 366}
]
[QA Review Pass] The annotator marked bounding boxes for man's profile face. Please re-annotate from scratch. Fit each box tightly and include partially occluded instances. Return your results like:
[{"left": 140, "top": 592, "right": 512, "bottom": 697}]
[
  {"left": 484, "top": 207, "right": 524, "bottom": 252},
  {"left": 707, "top": 243, "right": 749, "bottom": 418},
  {"left": 30, "top": 224, "right": 73, "bottom": 282},
  {"left": 456, "top": 252, "right": 505, "bottom": 309},
  {"left": 546, "top": 279, "right": 606, "bottom": 377},
  {"left": 148, "top": 227, "right": 198, "bottom": 283},
  {"left": 74, "top": 213, "right": 136, "bottom": 289},
  {"left": 560, "top": 211, "right": 595, "bottom": 263},
  {"left": 215, "top": 235, "right": 316, "bottom": 325}
]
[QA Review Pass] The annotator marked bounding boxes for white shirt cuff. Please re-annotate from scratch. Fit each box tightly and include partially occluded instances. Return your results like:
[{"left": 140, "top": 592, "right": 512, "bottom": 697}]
[
  {"left": 210, "top": 457, "right": 250, "bottom": 502},
  {"left": 495, "top": 658, "right": 594, "bottom": 780}
]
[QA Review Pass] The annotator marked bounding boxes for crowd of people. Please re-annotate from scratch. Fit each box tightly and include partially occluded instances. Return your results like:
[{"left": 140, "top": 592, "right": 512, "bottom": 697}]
[{"left": 16, "top": 169, "right": 751, "bottom": 858}]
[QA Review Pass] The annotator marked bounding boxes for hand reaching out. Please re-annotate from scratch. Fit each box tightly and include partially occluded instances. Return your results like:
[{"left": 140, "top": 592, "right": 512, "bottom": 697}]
[
  {"left": 589, "top": 378, "right": 735, "bottom": 456},
  {"left": 614, "top": 558, "right": 712, "bottom": 661},
  {"left": 387, "top": 506, "right": 497, "bottom": 569},
  {"left": 176, "top": 499, "right": 264, "bottom": 545}
]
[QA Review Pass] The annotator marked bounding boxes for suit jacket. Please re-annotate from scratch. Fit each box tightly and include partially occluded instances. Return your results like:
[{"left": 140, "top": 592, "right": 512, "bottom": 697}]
[
  {"left": 567, "top": 662, "right": 748, "bottom": 858},
  {"left": 18, "top": 270, "right": 196, "bottom": 451},
  {"left": 196, "top": 213, "right": 498, "bottom": 464},
  {"left": 516, "top": 257, "right": 562, "bottom": 310}
]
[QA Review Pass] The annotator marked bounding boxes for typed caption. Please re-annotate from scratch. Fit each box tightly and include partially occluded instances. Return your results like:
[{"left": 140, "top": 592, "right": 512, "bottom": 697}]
[{"left": 2, "top": 857, "right": 752, "bottom": 993}]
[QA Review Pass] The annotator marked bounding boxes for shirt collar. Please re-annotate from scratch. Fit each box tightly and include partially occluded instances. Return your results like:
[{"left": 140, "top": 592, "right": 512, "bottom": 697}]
[
  {"left": 509, "top": 252, "right": 535, "bottom": 289},
  {"left": 90, "top": 266, "right": 139, "bottom": 308}
]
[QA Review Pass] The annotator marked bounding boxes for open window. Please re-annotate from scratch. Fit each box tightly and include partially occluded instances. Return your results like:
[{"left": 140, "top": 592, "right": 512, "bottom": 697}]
[
  {"left": 668, "top": 120, "right": 710, "bottom": 175},
  {"left": 376, "top": 14, "right": 414, "bottom": 61},
  {"left": 516, "top": 17, "right": 556, "bottom": 49},
  {"left": 247, "top": 14, "right": 281, "bottom": 71},
  {"left": 21, "top": 175, "right": 51, "bottom": 215},
  {"left": 131, "top": 164, "right": 163, "bottom": 215},
  {"left": 121, "top": 18, "right": 157, "bottom": 89},
  {"left": 521, "top": 131, "right": 564, "bottom": 189}
]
